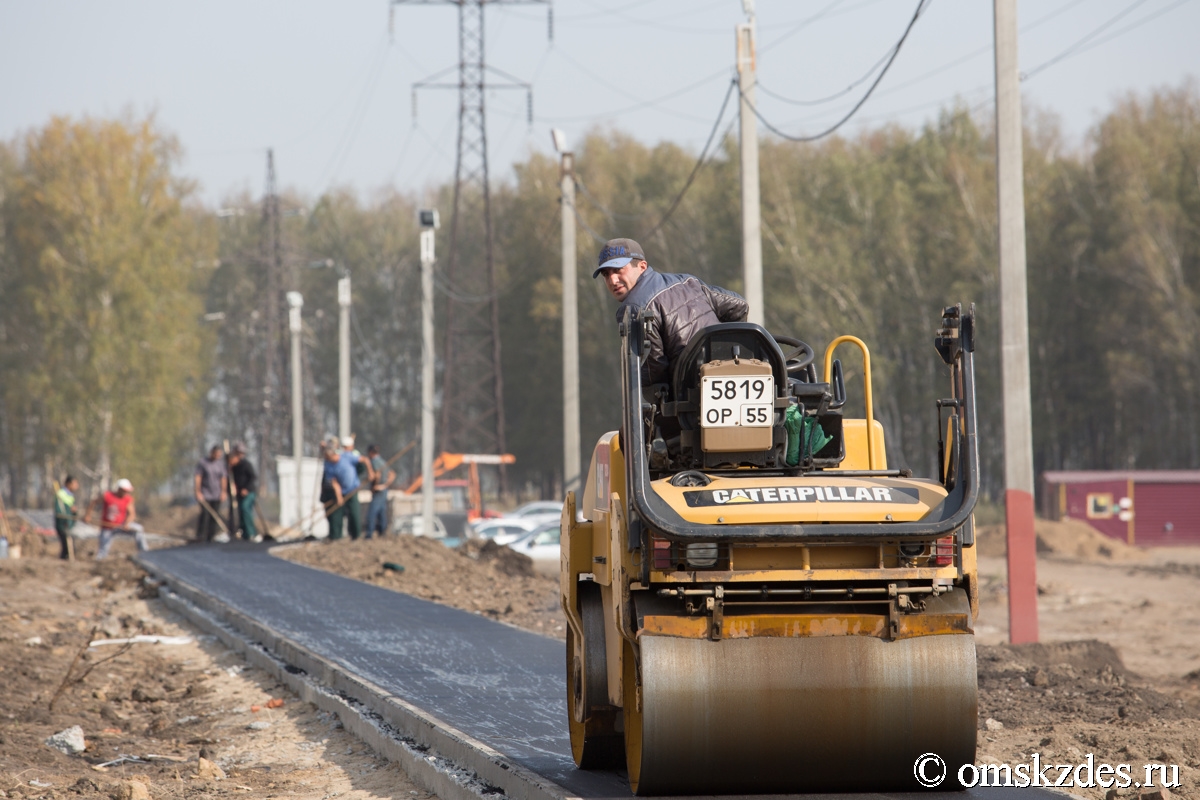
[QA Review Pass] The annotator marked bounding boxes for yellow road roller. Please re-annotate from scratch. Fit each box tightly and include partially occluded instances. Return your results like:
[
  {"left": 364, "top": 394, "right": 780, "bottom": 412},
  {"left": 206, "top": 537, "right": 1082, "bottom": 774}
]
[{"left": 561, "top": 304, "right": 980, "bottom": 794}]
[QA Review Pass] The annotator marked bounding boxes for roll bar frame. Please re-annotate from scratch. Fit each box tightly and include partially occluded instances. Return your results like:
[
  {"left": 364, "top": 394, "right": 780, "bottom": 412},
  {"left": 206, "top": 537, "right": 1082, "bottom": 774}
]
[{"left": 619, "top": 305, "right": 979, "bottom": 544}]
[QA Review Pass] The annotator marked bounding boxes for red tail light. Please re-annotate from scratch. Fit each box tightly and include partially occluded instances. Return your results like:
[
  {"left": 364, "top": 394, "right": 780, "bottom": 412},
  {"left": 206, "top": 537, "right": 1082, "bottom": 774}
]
[
  {"left": 934, "top": 537, "right": 955, "bottom": 566},
  {"left": 652, "top": 536, "right": 674, "bottom": 570}
]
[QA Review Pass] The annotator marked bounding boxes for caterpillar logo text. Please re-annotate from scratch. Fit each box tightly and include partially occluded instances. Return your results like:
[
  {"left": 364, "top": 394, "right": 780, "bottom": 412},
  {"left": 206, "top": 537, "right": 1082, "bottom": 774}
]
[{"left": 684, "top": 485, "right": 921, "bottom": 507}]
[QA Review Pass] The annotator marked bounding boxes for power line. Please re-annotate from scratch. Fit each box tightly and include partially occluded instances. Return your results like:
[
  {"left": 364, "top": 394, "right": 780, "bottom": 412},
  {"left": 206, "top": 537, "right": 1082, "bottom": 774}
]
[
  {"left": 1023, "top": 0, "right": 1192, "bottom": 80},
  {"left": 1063, "top": 0, "right": 1194, "bottom": 58},
  {"left": 757, "top": 42, "right": 893, "bottom": 107},
  {"left": 644, "top": 79, "right": 738, "bottom": 239},
  {"left": 759, "top": 0, "right": 1188, "bottom": 138},
  {"left": 574, "top": 179, "right": 643, "bottom": 222},
  {"left": 319, "top": 41, "right": 393, "bottom": 188},
  {"left": 758, "top": 0, "right": 853, "bottom": 55},
  {"left": 847, "top": 0, "right": 1090, "bottom": 103},
  {"left": 746, "top": 0, "right": 931, "bottom": 144},
  {"left": 550, "top": 48, "right": 716, "bottom": 124},
  {"left": 569, "top": 200, "right": 610, "bottom": 246},
  {"left": 535, "top": 66, "right": 730, "bottom": 124}
]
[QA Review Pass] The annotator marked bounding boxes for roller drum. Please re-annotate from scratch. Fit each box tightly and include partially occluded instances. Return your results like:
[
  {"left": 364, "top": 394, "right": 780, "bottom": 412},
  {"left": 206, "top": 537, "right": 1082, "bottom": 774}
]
[{"left": 632, "top": 633, "right": 977, "bottom": 794}]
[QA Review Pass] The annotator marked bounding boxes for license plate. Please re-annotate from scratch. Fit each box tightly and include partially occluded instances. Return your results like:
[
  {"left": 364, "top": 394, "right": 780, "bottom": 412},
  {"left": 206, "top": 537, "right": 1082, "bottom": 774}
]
[{"left": 700, "top": 376, "right": 774, "bottom": 428}]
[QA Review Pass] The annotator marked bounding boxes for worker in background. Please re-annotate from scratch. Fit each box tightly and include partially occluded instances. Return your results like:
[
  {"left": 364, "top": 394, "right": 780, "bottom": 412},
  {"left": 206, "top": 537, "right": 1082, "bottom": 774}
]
[
  {"left": 194, "top": 444, "right": 228, "bottom": 543},
  {"left": 594, "top": 237, "right": 748, "bottom": 386},
  {"left": 364, "top": 444, "right": 395, "bottom": 539},
  {"left": 321, "top": 446, "right": 347, "bottom": 540},
  {"left": 345, "top": 434, "right": 373, "bottom": 490},
  {"left": 84, "top": 478, "right": 147, "bottom": 559},
  {"left": 336, "top": 436, "right": 363, "bottom": 540},
  {"left": 228, "top": 442, "right": 259, "bottom": 542},
  {"left": 53, "top": 475, "right": 80, "bottom": 560}
]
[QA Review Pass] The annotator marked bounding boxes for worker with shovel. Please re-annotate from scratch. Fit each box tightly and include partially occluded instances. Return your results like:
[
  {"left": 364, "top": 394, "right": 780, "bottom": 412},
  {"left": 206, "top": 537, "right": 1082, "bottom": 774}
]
[
  {"left": 194, "top": 444, "right": 228, "bottom": 543},
  {"left": 84, "top": 478, "right": 148, "bottom": 559}
]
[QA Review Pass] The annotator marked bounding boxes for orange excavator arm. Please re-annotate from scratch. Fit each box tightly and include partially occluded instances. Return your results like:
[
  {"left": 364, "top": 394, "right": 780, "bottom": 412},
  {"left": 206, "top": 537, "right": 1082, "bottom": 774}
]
[{"left": 403, "top": 452, "right": 516, "bottom": 495}]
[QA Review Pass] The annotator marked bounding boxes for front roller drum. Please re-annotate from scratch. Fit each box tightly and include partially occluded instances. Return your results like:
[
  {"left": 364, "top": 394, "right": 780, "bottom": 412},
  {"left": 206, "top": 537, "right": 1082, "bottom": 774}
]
[
  {"left": 566, "top": 583, "right": 622, "bottom": 769},
  {"left": 624, "top": 633, "right": 977, "bottom": 795}
]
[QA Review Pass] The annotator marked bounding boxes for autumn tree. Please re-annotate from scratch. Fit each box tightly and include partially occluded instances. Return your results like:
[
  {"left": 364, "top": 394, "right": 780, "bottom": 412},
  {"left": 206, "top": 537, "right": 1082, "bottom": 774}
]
[{"left": 0, "top": 115, "right": 211, "bottom": 504}]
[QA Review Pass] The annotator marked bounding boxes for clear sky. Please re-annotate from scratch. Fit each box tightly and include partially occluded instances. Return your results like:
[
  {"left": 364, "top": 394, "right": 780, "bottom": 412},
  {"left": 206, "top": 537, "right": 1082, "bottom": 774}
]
[{"left": 2, "top": 0, "right": 1197, "bottom": 206}]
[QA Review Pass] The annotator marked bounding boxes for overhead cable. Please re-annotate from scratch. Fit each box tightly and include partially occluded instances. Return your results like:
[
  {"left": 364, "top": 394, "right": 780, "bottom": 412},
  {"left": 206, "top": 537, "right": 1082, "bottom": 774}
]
[
  {"left": 758, "top": 0, "right": 855, "bottom": 56},
  {"left": 569, "top": 200, "right": 611, "bottom": 246},
  {"left": 849, "top": 0, "right": 1090, "bottom": 102},
  {"left": 643, "top": 78, "right": 739, "bottom": 239},
  {"left": 575, "top": 179, "right": 644, "bottom": 221},
  {"left": 1022, "top": 0, "right": 1189, "bottom": 80},
  {"left": 757, "top": 45, "right": 893, "bottom": 107},
  {"left": 743, "top": 0, "right": 931, "bottom": 143},
  {"left": 838, "top": 0, "right": 1188, "bottom": 128}
]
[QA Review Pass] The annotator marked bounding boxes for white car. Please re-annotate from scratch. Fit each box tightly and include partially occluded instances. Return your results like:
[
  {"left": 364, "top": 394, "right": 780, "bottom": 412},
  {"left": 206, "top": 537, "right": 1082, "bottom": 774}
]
[
  {"left": 508, "top": 521, "right": 561, "bottom": 576},
  {"left": 470, "top": 517, "right": 540, "bottom": 546},
  {"left": 506, "top": 500, "right": 563, "bottom": 524},
  {"left": 394, "top": 514, "right": 448, "bottom": 538}
]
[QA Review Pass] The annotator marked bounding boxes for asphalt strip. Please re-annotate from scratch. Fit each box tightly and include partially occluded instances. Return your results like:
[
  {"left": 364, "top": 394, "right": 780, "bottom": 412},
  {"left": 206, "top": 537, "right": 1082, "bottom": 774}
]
[{"left": 137, "top": 543, "right": 1071, "bottom": 800}]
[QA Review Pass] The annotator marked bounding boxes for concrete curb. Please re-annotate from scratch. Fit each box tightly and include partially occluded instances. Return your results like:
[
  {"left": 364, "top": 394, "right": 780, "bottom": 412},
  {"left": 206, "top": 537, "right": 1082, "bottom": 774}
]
[{"left": 140, "top": 560, "right": 577, "bottom": 800}]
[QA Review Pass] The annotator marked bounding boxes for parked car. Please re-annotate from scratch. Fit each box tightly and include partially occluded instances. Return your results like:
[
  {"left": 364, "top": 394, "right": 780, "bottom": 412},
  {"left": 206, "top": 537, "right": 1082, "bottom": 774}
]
[
  {"left": 507, "top": 520, "right": 561, "bottom": 576},
  {"left": 394, "top": 514, "right": 448, "bottom": 538},
  {"left": 470, "top": 517, "right": 540, "bottom": 545},
  {"left": 506, "top": 500, "right": 563, "bottom": 523}
]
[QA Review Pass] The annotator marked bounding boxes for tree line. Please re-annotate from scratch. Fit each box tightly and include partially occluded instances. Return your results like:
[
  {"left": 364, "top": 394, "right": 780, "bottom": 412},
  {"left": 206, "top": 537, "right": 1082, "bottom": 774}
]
[{"left": 1, "top": 80, "right": 1197, "bottom": 507}]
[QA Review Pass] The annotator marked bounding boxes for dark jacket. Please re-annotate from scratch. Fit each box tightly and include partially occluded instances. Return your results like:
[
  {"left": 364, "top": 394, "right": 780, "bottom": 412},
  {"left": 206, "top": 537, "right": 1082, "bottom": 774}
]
[
  {"left": 231, "top": 459, "right": 258, "bottom": 495},
  {"left": 616, "top": 266, "right": 749, "bottom": 386}
]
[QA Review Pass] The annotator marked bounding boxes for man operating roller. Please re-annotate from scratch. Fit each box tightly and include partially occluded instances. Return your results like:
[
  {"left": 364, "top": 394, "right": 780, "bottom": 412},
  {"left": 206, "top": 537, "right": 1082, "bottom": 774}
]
[{"left": 594, "top": 238, "right": 748, "bottom": 386}]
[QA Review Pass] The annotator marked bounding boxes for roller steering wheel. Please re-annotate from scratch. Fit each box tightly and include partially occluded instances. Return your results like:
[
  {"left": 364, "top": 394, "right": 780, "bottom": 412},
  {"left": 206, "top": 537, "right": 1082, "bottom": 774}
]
[{"left": 773, "top": 335, "right": 815, "bottom": 375}]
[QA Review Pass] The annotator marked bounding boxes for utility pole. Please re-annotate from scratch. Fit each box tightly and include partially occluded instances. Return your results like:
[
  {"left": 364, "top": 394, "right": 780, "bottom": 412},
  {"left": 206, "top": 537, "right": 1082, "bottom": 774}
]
[
  {"left": 287, "top": 291, "right": 305, "bottom": 535},
  {"left": 338, "top": 275, "right": 351, "bottom": 441},
  {"left": 261, "top": 149, "right": 284, "bottom": 492},
  {"left": 737, "top": 1, "right": 764, "bottom": 326},
  {"left": 418, "top": 210, "right": 439, "bottom": 539},
  {"left": 395, "top": 0, "right": 549, "bottom": 494},
  {"left": 552, "top": 129, "right": 580, "bottom": 495},
  {"left": 994, "top": 0, "right": 1038, "bottom": 644}
]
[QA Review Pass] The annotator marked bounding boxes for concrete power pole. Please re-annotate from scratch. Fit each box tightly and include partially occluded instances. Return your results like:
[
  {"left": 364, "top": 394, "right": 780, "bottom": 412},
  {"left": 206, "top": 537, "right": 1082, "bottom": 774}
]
[
  {"left": 994, "top": 0, "right": 1038, "bottom": 644},
  {"left": 736, "top": 3, "right": 764, "bottom": 326},
  {"left": 553, "top": 130, "right": 581, "bottom": 496},
  {"left": 287, "top": 292, "right": 305, "bottom": 535},
  {"left": 338, "top": 276, "right": 351, "bottom": 440},
  {"left": 260, "top": 150, "right": 284, "bottom": 493},
  {"left": 419, "top": 210, "right": 439, "bottom": 538}
]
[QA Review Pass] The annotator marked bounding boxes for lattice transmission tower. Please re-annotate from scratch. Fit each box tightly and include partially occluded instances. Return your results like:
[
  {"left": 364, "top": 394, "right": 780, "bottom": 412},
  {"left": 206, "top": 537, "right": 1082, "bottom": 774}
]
[{"left": 391, "top": 0, "right": 550, "bottom": 469}]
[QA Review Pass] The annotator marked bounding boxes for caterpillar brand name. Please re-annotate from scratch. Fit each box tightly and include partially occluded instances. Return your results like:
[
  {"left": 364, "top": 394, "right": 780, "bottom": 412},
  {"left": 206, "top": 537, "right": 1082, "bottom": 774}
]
[{"left": 685, "top": 485, "right": 920, "bottom": 507}]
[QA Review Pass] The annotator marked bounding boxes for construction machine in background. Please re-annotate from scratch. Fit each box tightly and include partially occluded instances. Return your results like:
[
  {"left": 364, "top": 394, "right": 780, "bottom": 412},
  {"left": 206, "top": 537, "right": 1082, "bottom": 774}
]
[
  {"left": 403, "top": 452, "right": 515, "bottom": 522},
  {"left": 561, "top": 304, "right": 980, "bottom": 794}
]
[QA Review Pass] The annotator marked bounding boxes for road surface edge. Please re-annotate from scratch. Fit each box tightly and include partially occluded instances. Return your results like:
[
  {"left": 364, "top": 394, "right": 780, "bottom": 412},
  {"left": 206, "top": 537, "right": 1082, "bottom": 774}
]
[{"left": 138, "top": 558, "right": 578, "bottom": 800}]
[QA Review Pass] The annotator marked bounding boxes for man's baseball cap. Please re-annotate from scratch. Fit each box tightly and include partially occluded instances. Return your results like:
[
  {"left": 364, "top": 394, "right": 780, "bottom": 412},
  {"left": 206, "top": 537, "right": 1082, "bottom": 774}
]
[
  {"left": 116, "top": 478, "right": 134, "bottom": 492},
  {"left": 593, "top": 238, "right": 645, "bottom": 278},
  {"left": 341, "top": 435, "right": 356, "bottom": 448}
]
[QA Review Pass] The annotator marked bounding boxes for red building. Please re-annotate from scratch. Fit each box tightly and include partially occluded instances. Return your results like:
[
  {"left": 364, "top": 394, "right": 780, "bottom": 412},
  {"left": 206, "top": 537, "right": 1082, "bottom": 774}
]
[{"left": 1041, "top": 470, "right": 1200, "bottom": 547}]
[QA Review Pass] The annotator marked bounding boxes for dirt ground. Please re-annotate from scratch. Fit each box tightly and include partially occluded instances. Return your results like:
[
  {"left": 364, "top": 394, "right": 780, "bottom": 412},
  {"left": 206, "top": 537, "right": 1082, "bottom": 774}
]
[
  {"left": 0, "top": 531, "right": 427, "bottom": 800},
  {"left": 277, "top": 536, "right": 564, "bottom": 638},
  {"left": 5, "top": 511, "right": 1199, "bottom": 799},
  {"left": 971, "top": 519, "right": 1200, "bottom": 797}
]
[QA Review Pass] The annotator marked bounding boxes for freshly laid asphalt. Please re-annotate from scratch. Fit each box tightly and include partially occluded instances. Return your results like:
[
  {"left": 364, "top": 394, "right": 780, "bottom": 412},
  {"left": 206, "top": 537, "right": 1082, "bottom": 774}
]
[
  {"left": 140, "top": 543, "right": 1066, "bottom": 800},
  {"left": 141, "top": 543, "right": 627, "bottom": 797}
]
